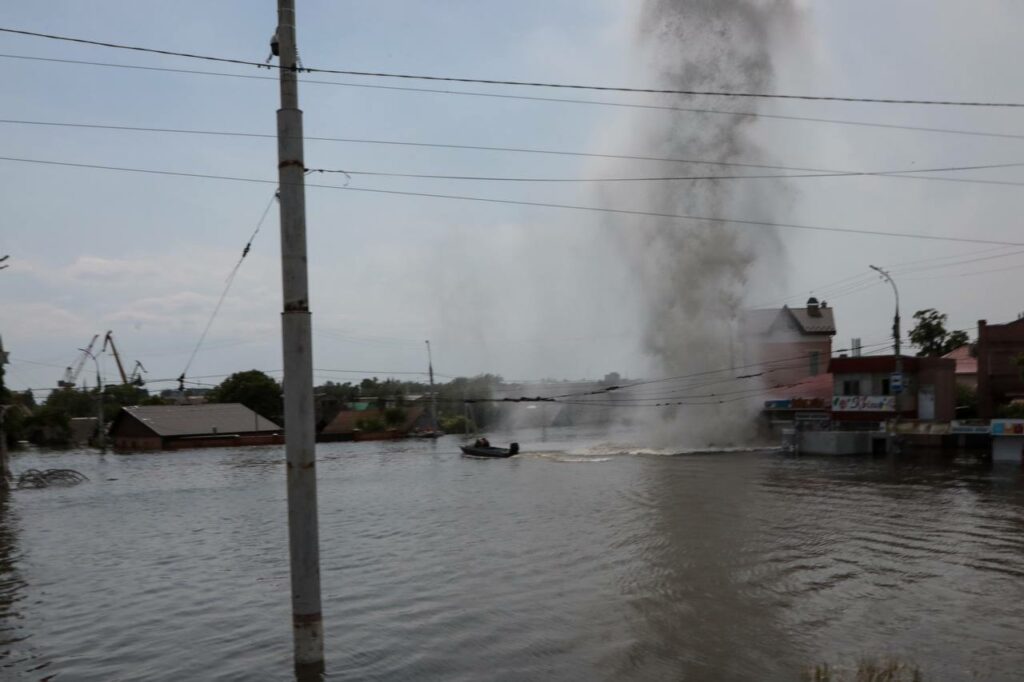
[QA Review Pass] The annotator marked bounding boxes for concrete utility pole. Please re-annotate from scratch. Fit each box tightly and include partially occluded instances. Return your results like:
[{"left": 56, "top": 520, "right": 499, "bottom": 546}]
[
  {"left": 274, "top": 0, "right": 325, "bottom": 671},
  {"left": 426, "top": 340, "right": 438, "bottom": 429},
  {"left": 870, "top": 265, "right": 902, "bottom": 425},
  {"left": 0, "top": 336, "right": 9, "bottom": 490}
]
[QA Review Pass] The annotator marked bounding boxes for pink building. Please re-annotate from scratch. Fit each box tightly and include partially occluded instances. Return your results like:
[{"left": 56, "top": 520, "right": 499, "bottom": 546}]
[{"left": 741, "top": 298, "right": 836, "bottom": 386}]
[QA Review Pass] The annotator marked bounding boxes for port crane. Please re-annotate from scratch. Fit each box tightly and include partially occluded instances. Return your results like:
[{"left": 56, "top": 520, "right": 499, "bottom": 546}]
[
  {"left": 101, "top": 331, "right": 146, "bottom": 386},
  {"left": 129, "top": 360, "right": 147, "bottom": 386},
  {"left": 58, "top": 334, "right": 100, "bottom": 388}
]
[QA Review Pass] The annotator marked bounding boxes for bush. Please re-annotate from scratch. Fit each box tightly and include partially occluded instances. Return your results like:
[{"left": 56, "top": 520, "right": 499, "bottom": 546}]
[
  {"left": 355, "top": 417, "right": 386, "bottom": 432},
  {"left": 439, "top": 414, "right": 474, "bottom": 434}
]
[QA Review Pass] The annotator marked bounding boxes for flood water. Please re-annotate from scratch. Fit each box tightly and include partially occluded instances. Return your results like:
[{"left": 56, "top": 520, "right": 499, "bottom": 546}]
[{"left": 2, "top": 428, "right": 1023, "bottom": 680}]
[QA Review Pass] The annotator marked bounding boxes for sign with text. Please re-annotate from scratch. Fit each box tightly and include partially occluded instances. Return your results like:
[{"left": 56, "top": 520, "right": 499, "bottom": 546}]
[
  {"left": 831, "top": 395, "right": 895, "bottom": 412},
  {"left": 890, "top": 372, "right": 903, "bottom": 394},
  {"left": 991, "top": 419, "right": 1024, "bottom": 437}
]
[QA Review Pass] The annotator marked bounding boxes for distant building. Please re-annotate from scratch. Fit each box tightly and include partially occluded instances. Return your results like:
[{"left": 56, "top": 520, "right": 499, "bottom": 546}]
[
  {"left": 109, "top": 403, "right": 282, "bottom": 451},
  {"left": 319, "top": 405, "right": 432, "bottom": 442},
  {"left": 828, "top": 355, "right": 955, "bottom": 423},
  {"left": 762, "top": 373, "right": 834, "bottom": 431},
  {"left": 942, "top": 344, "right": 978, "bottom": 390},
  {"left": 976, "top": 318, "right": 1024, "bottom": 418},
  {"left": 741, "top": 298, "right": 836, "bottom": 385},
  {"left": 69, "top": 417, "right": 98, "bottom": 447}
]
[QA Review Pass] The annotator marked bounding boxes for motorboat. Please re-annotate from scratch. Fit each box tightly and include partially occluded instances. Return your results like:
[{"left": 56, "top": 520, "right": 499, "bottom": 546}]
[{"left": 460, "top": 442, "right": 520, "bottom": 458}]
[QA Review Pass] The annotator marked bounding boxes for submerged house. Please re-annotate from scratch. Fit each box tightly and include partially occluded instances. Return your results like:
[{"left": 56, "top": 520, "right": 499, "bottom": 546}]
[
  {"left": 319, "top": 404, "right": 433, "bottom": 441},
  {"left": 109, "top": 403, "right": 282, "bottom": 451}
]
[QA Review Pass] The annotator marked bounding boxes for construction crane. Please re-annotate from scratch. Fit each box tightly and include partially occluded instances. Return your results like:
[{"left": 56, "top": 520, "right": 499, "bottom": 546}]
[
  {"left": 101, "top": 331, "right": 129, "bottom": 385},
  {"left": 101, "top": 331, "right": 148, "bottom": 386},
  {"left": 129, "top": 360, "right": 147, "bottom": 387},
  {"left": 59, "top": 334, "right": 99, "bottom": 388}
]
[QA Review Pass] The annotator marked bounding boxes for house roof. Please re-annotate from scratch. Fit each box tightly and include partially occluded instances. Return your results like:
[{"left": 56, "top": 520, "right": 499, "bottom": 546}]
[
  {"left": 116, "top": 403, "right": 280, "bottom": 437},
  {"left": 321, "top": 405, "right": 425, "bottom": 435},
  {"left": 741, "top": 305, "right": 836, "bottom": 336},
  {"left": 769, "top": 373, "right": 835, "bottom": 401},
  {"left": 788, "top": 306, "right": 837, "bottom": 334},
  {"left": 828, "top": 355, "right": 955, "bottom": 374},
  {"left": 942, "top": 344, "right": 978, "bottom": 375}
]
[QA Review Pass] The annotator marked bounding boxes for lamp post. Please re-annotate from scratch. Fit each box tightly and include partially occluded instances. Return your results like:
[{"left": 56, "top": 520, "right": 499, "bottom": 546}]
[
  {"left": 869, "top": 265, "right": 902, "bottom": 430},
  {"left": 80, "top": 347, "right": 105, "bottom": 452}
]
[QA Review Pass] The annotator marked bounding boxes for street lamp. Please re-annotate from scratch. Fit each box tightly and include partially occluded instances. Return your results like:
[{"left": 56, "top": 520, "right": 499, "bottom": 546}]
[
  {"left": 80, "top": 347, "right": 106, "bottom": 453},
  {"left": 869, "top": 265, "right": 902, "bottom": 428}
]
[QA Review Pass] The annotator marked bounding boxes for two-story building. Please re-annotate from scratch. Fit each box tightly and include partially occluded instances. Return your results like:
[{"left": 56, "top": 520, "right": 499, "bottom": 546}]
[
  {"left": 741, "top": 298, "right": 836, "bottom": 385},
  {"left": 976, "top": 318, "right": 1024, "bottom": 418}
]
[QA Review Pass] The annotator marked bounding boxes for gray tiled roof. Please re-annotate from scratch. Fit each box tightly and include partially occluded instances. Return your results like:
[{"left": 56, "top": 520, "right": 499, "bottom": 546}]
[
  {"left": 788, "top": 306, "right": 836, "bottom": 334},
  {"left": 742, "top": 305, "right": 836, "bottom": 336},
  {"left": 122, "top": 403, "right": 280, "bottom": 437}
]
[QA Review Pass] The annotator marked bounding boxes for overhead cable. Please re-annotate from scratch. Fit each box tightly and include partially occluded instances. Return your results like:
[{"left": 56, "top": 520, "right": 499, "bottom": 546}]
[
  {"left": 178, "top": 191, "right": 278, "bottom": 386},
  {"left": 304, "top": 161, "right": 1024, "bottom": 185},
  {"left": 7, "top": 117, "right": 1024, "bottom": 189},
  {"left": 2, "top": 155, "right": 1023, "bottom": 247},
  {"left": 2, "top": 27, "right": 1023, "bottom": 107},
  {"left": 6, "top": 54, "right": 1024, "bottom": 142}
]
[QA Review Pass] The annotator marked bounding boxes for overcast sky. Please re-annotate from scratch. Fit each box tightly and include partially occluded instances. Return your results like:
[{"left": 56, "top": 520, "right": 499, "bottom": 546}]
[{"left": 2, "top": 1, "right": 1023, "bottom": 396}]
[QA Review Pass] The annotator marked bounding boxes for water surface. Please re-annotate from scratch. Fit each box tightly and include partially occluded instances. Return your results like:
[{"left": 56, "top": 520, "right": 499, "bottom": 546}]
[{"left": 2, "top": 429, "right": 1023, "bottom": 680}]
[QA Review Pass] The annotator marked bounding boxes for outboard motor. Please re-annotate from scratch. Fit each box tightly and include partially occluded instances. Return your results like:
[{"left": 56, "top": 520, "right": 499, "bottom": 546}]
[{"left": 509, "top": 442, "right": 519, "bottom": 455}]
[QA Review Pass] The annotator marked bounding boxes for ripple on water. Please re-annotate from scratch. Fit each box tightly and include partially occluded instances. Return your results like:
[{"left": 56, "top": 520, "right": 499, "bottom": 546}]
[{"left": 1, "top": 439, "right": 1023, "bottom": 680}]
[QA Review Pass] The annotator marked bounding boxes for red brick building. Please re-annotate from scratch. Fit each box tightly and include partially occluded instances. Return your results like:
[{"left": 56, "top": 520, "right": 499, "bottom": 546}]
[
  {"left": 977, "top": 318, "right": 1024, "bottom": 418},
  {"left": 828, "top": 355, "right": 956, "bottom": 423},
  {"left": 741, "top": 298, "right": 836, "bottom": 385}
]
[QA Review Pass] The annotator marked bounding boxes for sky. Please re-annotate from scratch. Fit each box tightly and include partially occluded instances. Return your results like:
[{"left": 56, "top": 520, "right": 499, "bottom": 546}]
[{"left": 2, "top": 1, "right": 1024, "bottom": 397}]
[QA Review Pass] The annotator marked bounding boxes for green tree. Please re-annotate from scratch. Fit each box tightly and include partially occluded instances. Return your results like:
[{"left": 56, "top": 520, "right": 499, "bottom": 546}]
[
  {"left": 44, "top": 388, "right": 100, "bottom": 418},
  {"left": 909, "top": 308, "right": 969, "bottom": 357},
  {"left": 435, "top": 374, "right": 504, "bottom": 429},
  {"left": 207, "top": 370, "right": 283, "bottom": 422}
]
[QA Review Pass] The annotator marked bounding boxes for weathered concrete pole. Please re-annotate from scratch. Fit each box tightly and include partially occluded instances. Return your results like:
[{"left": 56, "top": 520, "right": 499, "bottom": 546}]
[
  {"left": 0, "top": 406, "right": 10, "bottom": 491},
  {"left": 275, "top": 0, "right": 324, "bottom": 671},
  {"left": 871, "top": 265, "right": 902, "bottom": 450}
]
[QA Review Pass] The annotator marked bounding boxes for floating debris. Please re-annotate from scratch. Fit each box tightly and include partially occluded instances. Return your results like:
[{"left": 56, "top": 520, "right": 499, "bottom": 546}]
[{"left": 16, "top": 469, "right": 89, "bottom": 489}]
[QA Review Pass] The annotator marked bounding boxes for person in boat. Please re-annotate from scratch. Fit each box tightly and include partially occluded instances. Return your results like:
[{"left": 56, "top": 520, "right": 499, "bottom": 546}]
[{"left": 481, "top": 437, "right": 490, "bottom": 447}]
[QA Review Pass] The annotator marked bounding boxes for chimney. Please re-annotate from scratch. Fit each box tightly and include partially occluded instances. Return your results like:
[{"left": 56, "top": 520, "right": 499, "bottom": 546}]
[
  {"left": 806, "top": 296, "right": 822, "bottom": 318},
  {"left": 852, "top": 338, "right": 862, "bottom": 357}
]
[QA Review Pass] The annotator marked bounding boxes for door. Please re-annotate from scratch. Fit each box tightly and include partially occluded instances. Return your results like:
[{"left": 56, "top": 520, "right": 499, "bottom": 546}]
[{"left": 918, "top": 385, "right": 935, "bottom": 420}]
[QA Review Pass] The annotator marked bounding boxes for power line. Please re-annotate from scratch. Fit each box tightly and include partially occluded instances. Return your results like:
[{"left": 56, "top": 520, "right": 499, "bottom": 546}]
[
  {"left": 305, "top": 161, "right": 1024, "bottom": 185},
  {"left": 2, "top": 27, "right": 1023, "bottom": 107},
  {"left": 179, "top": 191, "right": 277, "bottom": 384},
  {"left": 2, "top": 154, "right": 1022, "bottom": 247},
  {"left": 8, "top": 117, "right": 1024, "bottom": 189},
  {"left": 749, "top": 245, "right": 1018, "bottom": 309},
  {"left": 7, "top": 55, "right": 1024, "bottom": 143}
]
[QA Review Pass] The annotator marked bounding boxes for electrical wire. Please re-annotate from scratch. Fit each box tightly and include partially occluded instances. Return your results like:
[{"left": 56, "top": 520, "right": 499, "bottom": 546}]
[
  {"left": 2, "top": 27, "right": 1023, "bottom": 107},
  {"left": 304, "top": 161, "right": 1024, "bottom": 185},
  {"left": 6, "top": 55, "right": 1024, "bottom": 143},
  {"left": 2, "top": 155, "right": 1022, "bottom": 247},
  {"left": 9, "top": 117, "right": 1024, "bottom": 190},
  {"left": 178, "top": 191, "right": 277, "bottom": 383}
]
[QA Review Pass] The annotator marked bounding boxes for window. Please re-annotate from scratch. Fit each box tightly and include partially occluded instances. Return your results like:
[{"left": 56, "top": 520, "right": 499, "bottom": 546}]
[
  {"left": 809, "top": 351, "right": 821, "bottom": 376},
  {"left": 842, "top": 380, "right": 860, "bottom": 396},
  {"left": 881, "top": 378, "right": 891, "bottom": 396}
]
